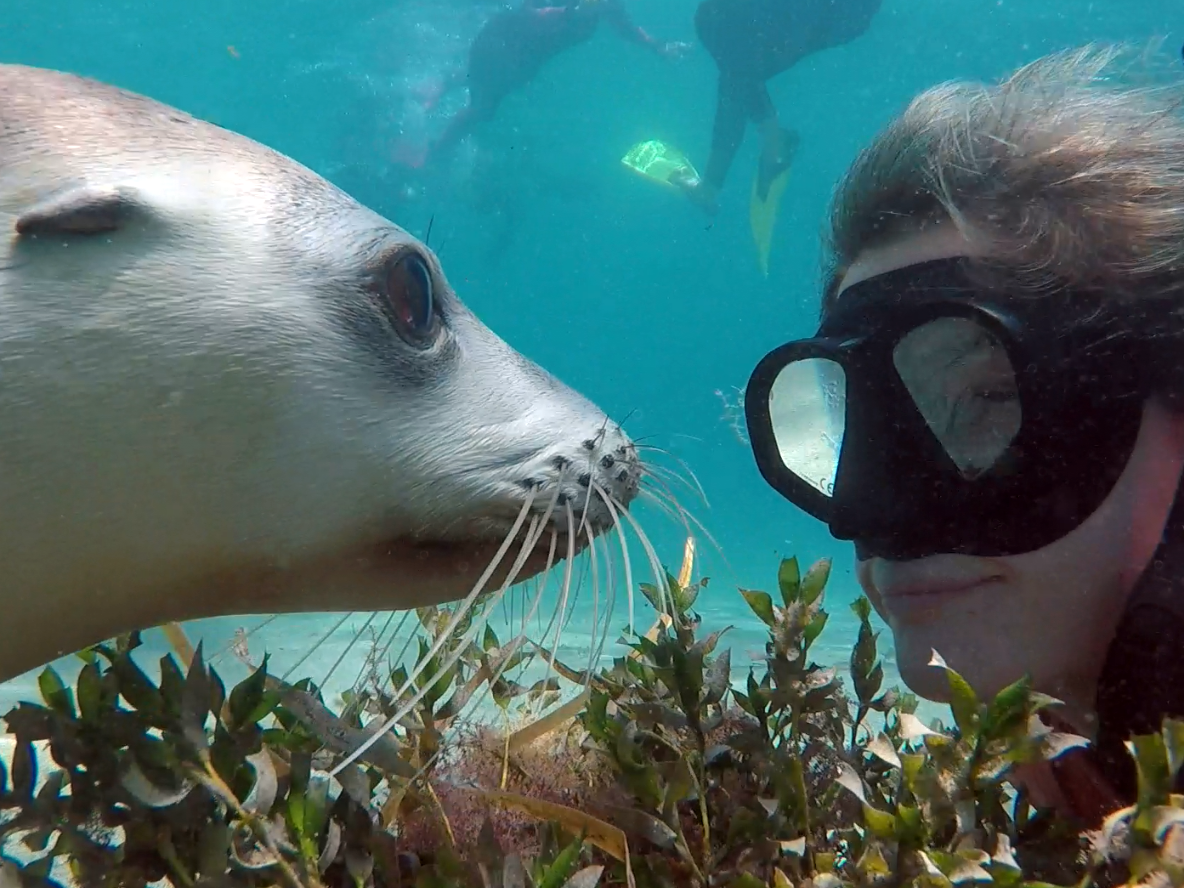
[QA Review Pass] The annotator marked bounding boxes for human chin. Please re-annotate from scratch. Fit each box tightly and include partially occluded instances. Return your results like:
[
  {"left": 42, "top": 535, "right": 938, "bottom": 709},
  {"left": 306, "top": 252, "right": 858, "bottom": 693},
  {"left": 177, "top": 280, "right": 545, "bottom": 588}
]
[
  {"left": 891, "top": 615, "right": 1027, "bottom": 704},
  {"left": 859, "top": 554, "right": 1017, "bottom": 701}
]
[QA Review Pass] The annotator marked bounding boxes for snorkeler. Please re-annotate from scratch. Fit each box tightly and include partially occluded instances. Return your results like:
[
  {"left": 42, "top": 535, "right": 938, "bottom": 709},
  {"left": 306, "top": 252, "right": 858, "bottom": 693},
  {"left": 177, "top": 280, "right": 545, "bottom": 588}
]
[
  {"left": 418, "top": 0, "right": 690, "bottom": 168},
  {"left": 743, "top": 46, "right": 1184, "bottom": 825},
  {"left": 675, "top": 0, "right": 882, "bottom": 218}
]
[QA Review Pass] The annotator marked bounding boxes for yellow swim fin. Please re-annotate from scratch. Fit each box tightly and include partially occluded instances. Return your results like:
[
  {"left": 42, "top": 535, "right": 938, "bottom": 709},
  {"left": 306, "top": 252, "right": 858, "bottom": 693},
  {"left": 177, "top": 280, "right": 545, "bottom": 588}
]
[
  {"left": 750, "top": 128, "right": 799, "bottom": 277},
  {"left": 750, "top": 164, "right": 791, "bottom": 277},
  {"left": 621, "top": 139, "right": 699, "bottom": 188}
]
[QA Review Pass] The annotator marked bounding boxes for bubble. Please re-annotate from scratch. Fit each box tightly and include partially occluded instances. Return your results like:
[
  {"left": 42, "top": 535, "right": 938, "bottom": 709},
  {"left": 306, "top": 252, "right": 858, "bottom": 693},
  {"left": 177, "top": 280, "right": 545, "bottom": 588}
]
[{"left": 715, "top": 385, "right": 749, "bottom": 446}]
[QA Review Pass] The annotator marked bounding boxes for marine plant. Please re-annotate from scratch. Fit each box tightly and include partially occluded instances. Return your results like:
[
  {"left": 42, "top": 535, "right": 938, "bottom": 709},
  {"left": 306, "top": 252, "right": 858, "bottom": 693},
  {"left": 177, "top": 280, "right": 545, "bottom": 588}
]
[{"left": 2, "top": 542, "right": 1183, "bottom": 888}]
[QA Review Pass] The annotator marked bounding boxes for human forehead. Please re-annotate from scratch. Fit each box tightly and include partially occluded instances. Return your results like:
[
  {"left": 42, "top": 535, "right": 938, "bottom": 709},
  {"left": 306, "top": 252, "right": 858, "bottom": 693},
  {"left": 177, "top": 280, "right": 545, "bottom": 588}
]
[{"left": 836, "top": 223, "right": 985, "bottom": 298}]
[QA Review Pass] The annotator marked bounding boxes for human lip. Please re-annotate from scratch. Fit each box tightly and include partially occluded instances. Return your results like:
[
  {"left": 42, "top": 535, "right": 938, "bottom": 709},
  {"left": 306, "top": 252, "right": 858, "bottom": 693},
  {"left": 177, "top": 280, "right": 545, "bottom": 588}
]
[
  {"left": 872, "top": 562, "right": 1003, "bottom": 619},
  {"left": 880, "top": 576, "right": 999, "bottom": 600}
]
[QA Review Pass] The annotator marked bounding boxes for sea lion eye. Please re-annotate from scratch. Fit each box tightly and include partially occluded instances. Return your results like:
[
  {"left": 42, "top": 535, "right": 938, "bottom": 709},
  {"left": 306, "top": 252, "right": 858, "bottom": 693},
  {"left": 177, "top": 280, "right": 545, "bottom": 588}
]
[{"left": 384, "top": 252, "right": 437, "bottom": 347}]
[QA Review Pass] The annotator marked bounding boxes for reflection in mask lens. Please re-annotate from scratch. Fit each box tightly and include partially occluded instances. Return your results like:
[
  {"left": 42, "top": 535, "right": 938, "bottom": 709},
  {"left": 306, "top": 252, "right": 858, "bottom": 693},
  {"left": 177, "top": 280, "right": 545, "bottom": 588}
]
[
  {"left": 893, "top": 317, "right": 1022, "bottom": 479},
  {"left": 768, "top": 358, "right": 845, "bottom": 497}
]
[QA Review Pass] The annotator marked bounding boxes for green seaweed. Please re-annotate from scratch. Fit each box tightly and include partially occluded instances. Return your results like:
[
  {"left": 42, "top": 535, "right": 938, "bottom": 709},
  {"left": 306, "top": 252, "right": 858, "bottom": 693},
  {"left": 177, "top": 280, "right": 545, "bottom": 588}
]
[{"left": 1, "top": 552, "right": 1180, "bottom": 887}]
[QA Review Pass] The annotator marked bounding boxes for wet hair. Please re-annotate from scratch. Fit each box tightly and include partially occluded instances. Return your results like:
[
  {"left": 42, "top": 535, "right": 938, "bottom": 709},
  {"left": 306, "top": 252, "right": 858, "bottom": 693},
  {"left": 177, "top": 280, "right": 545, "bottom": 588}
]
[{"left": 821, "top": 44, "right": 1184, "bottom": 312}]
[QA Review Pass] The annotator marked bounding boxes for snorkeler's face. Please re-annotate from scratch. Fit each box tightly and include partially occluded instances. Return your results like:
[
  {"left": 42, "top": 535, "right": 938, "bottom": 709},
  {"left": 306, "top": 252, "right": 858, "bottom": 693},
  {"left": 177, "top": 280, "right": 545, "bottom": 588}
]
[{"left": 841, "top": 226, "right": 1184, "bottom": 725}]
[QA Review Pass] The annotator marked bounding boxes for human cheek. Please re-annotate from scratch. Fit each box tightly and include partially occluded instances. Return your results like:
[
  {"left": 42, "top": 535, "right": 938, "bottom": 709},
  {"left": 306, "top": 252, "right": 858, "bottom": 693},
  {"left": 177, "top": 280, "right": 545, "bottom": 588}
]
[{"left": 856, "top": 559, "right": 887, "bottom": 618}]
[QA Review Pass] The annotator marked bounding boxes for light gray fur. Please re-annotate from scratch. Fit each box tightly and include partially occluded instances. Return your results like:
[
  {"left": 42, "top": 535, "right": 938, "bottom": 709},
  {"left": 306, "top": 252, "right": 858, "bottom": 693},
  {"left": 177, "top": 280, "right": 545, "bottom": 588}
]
[{"left": 0, "top": 64, "right": 640, "bottom": 681}]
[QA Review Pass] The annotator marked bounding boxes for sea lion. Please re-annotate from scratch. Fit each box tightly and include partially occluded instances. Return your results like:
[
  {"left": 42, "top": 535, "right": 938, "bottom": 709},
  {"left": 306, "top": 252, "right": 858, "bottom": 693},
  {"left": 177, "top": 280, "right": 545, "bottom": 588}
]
[{"left": 0, "top": 63, "right": 645, "bottom": 685}]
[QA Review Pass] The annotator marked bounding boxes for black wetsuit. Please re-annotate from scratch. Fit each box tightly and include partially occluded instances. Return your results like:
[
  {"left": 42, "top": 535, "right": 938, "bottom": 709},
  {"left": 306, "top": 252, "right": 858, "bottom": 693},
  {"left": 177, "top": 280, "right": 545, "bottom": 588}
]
[
  {"left": 694, "top": 0, "right": 882, "bottom": 189},
  {"left": 1013, "top": 479, "right": 1184, "bottom": 829},
  {"left": 1091, "top": 481, "right": 1184, "bottom": 807},
  {"left": 429, "top": 0, "right": 664, "bottom": 162}
]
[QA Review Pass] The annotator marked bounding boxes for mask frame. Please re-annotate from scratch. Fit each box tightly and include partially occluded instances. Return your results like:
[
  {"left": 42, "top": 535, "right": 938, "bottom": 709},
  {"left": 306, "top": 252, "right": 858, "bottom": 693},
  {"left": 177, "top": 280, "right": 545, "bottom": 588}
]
[{"left": 744, "top": 257, "right": 1155, "bottom": 561}]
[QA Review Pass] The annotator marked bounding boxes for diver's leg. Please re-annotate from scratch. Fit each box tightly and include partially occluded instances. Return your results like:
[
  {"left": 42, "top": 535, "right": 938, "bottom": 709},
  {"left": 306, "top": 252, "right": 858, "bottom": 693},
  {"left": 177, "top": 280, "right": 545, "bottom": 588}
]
[
  {"left": 427, "top": 106, "right": 477, "bottom": 165},
  {"left": 672, "top": 72, "right": 749, "bottom": 216},
  {"left": 703, "top": 73, "right": 750, "bottom": 192},
  {"left": 424, "top": 29, "right": 510, "bottom": 168},
  {"left": 752, "top": 83, "right": 799, "bottom": 199},
  {"left": 425, "top": 86, "right": 502, "bottom": 167}
]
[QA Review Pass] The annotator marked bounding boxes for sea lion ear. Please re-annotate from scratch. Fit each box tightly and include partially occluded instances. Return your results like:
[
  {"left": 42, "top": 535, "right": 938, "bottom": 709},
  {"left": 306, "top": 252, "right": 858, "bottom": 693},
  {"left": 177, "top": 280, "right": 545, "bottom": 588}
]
[{"left": 15, "top": 184, "right": 146, "bottom": 237}]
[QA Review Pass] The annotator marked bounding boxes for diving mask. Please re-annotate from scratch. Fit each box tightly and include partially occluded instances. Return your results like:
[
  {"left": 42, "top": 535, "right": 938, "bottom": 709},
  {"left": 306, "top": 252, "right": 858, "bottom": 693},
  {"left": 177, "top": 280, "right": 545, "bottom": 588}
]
[{"left": 744, "top": 257, "right": 1178, "bottom": 562}]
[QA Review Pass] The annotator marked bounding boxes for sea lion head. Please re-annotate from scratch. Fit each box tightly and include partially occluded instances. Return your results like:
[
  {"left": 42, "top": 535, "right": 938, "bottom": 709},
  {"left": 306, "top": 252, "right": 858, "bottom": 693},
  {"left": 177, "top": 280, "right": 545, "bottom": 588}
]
[{"left": 0, "top": 63, "right": 649, "bottom": 682}]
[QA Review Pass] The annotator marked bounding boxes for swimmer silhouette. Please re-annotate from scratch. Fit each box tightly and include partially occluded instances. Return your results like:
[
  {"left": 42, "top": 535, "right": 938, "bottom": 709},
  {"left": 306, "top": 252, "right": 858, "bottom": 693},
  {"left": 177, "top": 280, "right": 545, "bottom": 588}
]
[{"left": 417, "top": 0, "right": 689, "bottom": 168}]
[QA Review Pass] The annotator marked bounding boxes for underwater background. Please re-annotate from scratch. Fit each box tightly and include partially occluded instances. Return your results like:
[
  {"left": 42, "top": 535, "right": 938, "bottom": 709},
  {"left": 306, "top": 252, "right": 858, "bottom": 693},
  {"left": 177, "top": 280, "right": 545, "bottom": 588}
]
[{"left": 0, "top": 0, "right": 1181, "bottom": 722}]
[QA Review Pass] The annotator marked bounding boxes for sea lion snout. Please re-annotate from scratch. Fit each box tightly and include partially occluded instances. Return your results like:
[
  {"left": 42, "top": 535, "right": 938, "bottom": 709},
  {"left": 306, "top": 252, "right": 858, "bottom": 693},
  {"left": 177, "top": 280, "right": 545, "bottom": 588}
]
[{"left": 522, "top": 423, "right": 642, "bottom": 529}]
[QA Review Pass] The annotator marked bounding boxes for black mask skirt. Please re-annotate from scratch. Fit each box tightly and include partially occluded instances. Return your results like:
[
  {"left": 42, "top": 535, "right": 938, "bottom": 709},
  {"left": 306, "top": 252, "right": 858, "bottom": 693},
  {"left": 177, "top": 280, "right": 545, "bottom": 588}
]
[
  {"left": 745, "top": 255, "right": 1184, "bottom": 811},
  {"left": 743, "top": 257, "right": 1171, "bottom": 562}
]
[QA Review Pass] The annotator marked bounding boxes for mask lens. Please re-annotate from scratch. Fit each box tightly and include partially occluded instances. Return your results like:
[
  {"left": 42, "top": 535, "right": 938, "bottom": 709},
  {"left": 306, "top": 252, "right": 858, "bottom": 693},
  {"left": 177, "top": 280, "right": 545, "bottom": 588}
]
[
  {"left": 768, "top": 357, "right": 846, "bottom": 497},
  {"left": 892, "top": 317, "right": 1022, "bottom": 479}
]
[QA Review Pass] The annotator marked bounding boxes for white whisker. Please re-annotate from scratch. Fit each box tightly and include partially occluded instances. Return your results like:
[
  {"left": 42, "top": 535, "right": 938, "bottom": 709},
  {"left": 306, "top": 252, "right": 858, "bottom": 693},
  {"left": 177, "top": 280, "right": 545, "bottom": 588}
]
[
  {"left": 639, "top": 485, "right": 725, "bottom": 563},
  {"left": 639, "top": 466, "right": 713, "bottom": 533},
  {"left": 536, "top": 506, "right": 578, "bottom": 710},
  {"left": 532, "top": 503, "right": 583, "bottom": 646},
  {"left": 595, "top": 484, "right": 636, "bottom": 635},
  {"left": 281, "top": 612, "right": 355, "bottom": 684},
  {"left": 482, "top": 531, "right": 555, "bottom": 725},
  {"left": 634, "top": 446, "right": 710, "bottom": 507},
  {"left": 370, "top": 609, "right": 420, "bottom": 698},
  {"left": 599, "top": 484, "right": 671, "bottom": 618},
  {"left": 344, "top": 489, "right": 560, "bottom": 765},
  {"left": 549, "top": 512, "right": 578, "bottom": 653},
  {"left": 640, "top": 460, "right": 709, "bottom": 509},
  {"left": 320, "top": 610, "right": 379, "bottom": 693},
  {"left": 328, "top": 489, "right": 539, "bottom": 776},
  {"left": 343, "top": 610, "right": 409, "bottom": 716},
  {"left": 501, "top": 485, "right": 560, "bottom": 636},
  {"left": 636, "top": 483, "right": 689, "bottom": 531},
  {"left": 365, "top": 611, "right": 406, "bottom": 678},
  {"left": 584, "top": 518, "right": 600, "bottom": 688},
  {"left": 585, "top": 522, "right": 617, "bottom": 691}
]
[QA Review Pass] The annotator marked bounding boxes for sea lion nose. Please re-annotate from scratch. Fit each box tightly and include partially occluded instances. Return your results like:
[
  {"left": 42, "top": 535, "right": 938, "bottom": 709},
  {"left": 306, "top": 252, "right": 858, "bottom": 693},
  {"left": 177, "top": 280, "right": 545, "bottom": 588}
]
[{"left": 528, "top": 419, "right": 642, "bottom": 531}]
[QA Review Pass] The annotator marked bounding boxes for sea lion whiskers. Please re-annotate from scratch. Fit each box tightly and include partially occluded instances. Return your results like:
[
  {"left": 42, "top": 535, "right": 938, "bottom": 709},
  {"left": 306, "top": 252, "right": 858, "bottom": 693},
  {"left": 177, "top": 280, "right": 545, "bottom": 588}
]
[
  {"left": 395, "top": 506, "right": 554, "bottom": 687},
  {"left": 329, "top": 555, "right": 552, "bottom": 777},
  {"left": 518, "top": 512, "right": 576, "bottom": 654},
  {"left": 498, "top": 452, "right": 582, "bottom": 636},
  {"left": 569, "top": 522, "right": 606, "bottom": 703},
  {"left": 316, "top": 611, "right": 381, "bottom": 694},
  {"left": 330, "top": 481, "right": 567, "bottom": 722},
  {"left": 596, "top": 478, "right": 638, "bottom": 635},
  {"left": 532, "top": 507, "right": 582, "bottom": 713},
  {"left": 499, "top": 505, "right": 577, "bottom": 719},
  {"left": 637, "top": 483, "right": 723, "bottom": 566},
  {"left": 343, "top": 610, "right": 417, "bottom": 717},
  {"left": 281, "top": 612, "right": 357, "bottom": 685},
  {"left": 320, "top": 414, "right": 626, "bottom": 717},
  {"left": 324, "top": 615, "right": 378, "bottom": 691},
  {"left": 583, "top": 524, "right": 618, "bottom": 693},
  {"left": 328, "top": 487, "right": 559, "bottom": 775},
  {"left": 426, "top": 508, "right": 585, "bottom": 735},
  {"left": 625, "top": 446, "right": 724, "bottom": 572},
  {"left": 338, "top": 610, "right": 412, "bottom": 721},
  {"left": 594, "top": 483, "right": 672, "bottom": 617},
  {"left": 633, "top": 444, "right": 710, "bottom": 506},
  {"left": 438, "top": 519, "right": 559, "bottom": 727},
  {"left": 590, "top": 482, "right": 651, "bottom": 627}
]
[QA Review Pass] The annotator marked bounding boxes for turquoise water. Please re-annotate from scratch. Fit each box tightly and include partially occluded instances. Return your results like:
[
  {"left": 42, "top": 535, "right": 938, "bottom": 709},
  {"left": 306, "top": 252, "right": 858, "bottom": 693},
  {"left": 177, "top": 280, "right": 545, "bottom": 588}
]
[{"left": 1, "top": 0, "right": 1181, "bottom": 725}]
